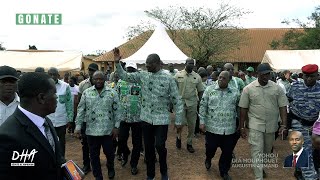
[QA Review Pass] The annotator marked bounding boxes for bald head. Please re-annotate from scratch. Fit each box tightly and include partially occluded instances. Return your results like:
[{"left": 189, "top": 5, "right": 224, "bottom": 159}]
[
  {"left": 48, "top": 67, "right": 59, "bottom": 83},
  {"left": 146, "top": 54, "right": 161, "bottom": 73},
  {"left": 93, "top": 71, "right": 104, "bottom": 77},
  {"left": 219, "top": 71, "right": 230, "bottom": 80},
  {"left": 223, "top": 63, "right": 234, "bottom": 77},
  {"left": 92, "top": 71, "right": 105, "bottom": 90},
  {"left": 206, "top": 65, "right": 213, "bottom": 74},
  {"left": 218, "top": 71, "right": 230, "bottom": 89}
]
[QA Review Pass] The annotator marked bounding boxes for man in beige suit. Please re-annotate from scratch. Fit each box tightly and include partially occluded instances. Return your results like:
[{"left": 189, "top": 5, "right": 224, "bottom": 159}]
[{"left": 238, "top": 63, "right": 288, "bottom": 180}]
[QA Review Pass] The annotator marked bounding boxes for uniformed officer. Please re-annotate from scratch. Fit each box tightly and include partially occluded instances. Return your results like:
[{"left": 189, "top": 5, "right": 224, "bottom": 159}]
[
  {"left": 287, "top": 64, "right": 320, "bottom": 179},
  {"left": 174, "top": 58, "right": 205, "bottom": 153}
]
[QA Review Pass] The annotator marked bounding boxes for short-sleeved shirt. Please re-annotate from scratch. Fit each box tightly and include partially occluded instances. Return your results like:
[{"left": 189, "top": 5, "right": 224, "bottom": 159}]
[
  {"left": 230, "top": 76, "right": 245, "bottom": 92},
  {"left": 277, "top": 79, "right": 291, "bottom": 93},
  {"left": 245, "top": 75, "right": 256, "bottom": 86},
  {"left": 0, "top": 93, "right": 20, "bottom": 126},
  {"left": 79, "top": 78, "right": 93, "bottom": 94},
  {"left": 287, "top": 81, "right": 320, "bottom": 122},
  {"left": 199, "top": 84, "right": 240, "bottom": 135},
  {"left": 175, "top": 70, "right": 205, "bottom": 107},
  {"left": 238, "top": 80, "right": 289, "bottom": 133}
]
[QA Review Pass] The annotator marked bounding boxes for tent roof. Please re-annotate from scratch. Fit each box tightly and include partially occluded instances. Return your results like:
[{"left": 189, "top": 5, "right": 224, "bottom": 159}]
[
  {"left": 0, "top": 50, "right": 83, "bottom": 72},
  {"left": 261, "top": 49, "right": 320, "bottom": 72},
  {"left": 122, "top": 23, "right": 188, "bottom": 64}
]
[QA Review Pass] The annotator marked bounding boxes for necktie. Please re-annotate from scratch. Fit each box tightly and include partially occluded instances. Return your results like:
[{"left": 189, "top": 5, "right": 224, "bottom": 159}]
[
  {"left": 293, "top": 155, "right": 297, "bottom": 167},
  {"left": 43, "top": 121, "right": 55, "bottom": 153}
]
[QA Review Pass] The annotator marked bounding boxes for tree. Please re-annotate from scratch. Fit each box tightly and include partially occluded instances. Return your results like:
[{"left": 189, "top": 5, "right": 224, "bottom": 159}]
[
  {"left": 125, "top": 2, "right": 250, "bottom": 67},
  {"left": 270, "top": 6, "right": 320, "bottom": 50},
  {"left": 0, "top": 42, "right": 5, "bottom": 51}
]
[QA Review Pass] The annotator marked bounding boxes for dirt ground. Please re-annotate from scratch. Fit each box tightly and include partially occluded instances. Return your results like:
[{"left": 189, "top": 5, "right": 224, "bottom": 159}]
[{"left": 65, "top": 124, "right": 297, "bottom": 180}]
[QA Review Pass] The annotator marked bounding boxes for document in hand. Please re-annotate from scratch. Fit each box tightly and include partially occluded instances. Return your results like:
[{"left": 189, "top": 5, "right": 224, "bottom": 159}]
[{"left": 61, "top": 160, "right": 85, "bottom": 180}]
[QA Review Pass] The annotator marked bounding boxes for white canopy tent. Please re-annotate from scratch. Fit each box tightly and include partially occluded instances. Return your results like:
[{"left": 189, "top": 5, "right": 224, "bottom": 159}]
[
  {"left": 261, "top": 49, "right": 320, "bottom": 72},
  {"left": 122, "top": 23, "right": 189, "bottom": 64},
  {"left": 0, "top": 50, "right": 83, "bottom": 72}
]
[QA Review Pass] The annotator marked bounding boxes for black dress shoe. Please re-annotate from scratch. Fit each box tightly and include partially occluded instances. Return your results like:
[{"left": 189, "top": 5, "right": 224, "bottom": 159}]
[
  {"left": 205, "top": 159, "right": 211, "bottom": 170},
  {"left": 108, "top": 168, "right": 115, "bottom": 179},
  {"left": 263, "top": 170, "right": 267, "bottom": 178},
  {"left": 187, "top": 144, "right": 195, "bottom": 153},
  {"left": 222, "top": 173, "right": 232, "bottom": 180},
  {"left": 176, "top": 137, "right": 181, "bottom": 149},
  {"left": 121, "top": 156, "right": 128, "bottom": 167},
  {"left": 82, "top": 165, "right": 91, "bottom": 175},
  {"left": 131, "top": 166, "right": 138, "bottom": 175},
  {"left": 117, "top": 154, "right": 123, "bottom": 161}
]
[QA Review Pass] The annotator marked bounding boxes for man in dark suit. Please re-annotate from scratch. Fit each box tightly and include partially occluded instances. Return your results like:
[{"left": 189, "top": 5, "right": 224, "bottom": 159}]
[
  {"left": 0, "top": 72, "right": 64, "bottom": 180},
  {"left": 284, "top": 131, "right": 309, "bottom": 168}
]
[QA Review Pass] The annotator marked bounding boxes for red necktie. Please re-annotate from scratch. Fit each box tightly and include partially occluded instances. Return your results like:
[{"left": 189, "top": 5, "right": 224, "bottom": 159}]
[{"left": 293, "top": 155, "right": 297, "bottom": 167}]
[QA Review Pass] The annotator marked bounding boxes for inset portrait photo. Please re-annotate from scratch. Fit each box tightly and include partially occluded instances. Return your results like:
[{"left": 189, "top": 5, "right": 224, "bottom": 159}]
[{"left": 283, "top": 131, "right": 309, "bottom": 168}]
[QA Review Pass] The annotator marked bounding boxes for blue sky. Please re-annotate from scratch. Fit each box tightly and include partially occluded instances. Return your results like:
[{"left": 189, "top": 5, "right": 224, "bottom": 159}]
[{"left": 0, "top": 0, "right": 319, "bottom": 55}]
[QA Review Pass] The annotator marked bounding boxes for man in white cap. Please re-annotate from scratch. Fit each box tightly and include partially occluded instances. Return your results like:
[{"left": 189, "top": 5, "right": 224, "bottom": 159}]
[
  {"left": 0, "top": 66, "right": 20, "bottom": 126},
  {"left": 117, "top": 62, "right": 143, "bottom": 176}
]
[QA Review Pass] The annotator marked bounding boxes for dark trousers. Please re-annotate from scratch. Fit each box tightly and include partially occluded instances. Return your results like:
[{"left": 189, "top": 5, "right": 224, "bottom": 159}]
[
  {"left": 205, "top": 132, "right": 237, "bottom": 176},
  {"left": 194, "top": 105, "right": 200, "bottom": 134},
  {"left": 81, "top": 122, "right": 91, "bottom": 167},
  {"left": 54, "top": 125, "right": 66, "bottom": 159},
  {"left": 118, "top": 121, "right": 142, "bottom": 167},
  {"left": 142, "top": 122, "right": 168, "bottom": 178},
  {"left": 87, "top": 135, "right": 115, "bottom": 179}
]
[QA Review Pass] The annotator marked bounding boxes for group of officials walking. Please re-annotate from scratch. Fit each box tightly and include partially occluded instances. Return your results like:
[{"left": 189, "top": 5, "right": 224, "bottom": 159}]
[{"left": 0, "top": 47, "right": 319, "bottom": 180}]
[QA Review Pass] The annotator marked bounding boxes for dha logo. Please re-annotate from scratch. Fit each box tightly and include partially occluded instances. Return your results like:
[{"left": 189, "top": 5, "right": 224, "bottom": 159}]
[
  {"left": 16, "top": 14, "right": 62, "bottom": 25},
  {"left": 11, "top": 149, "right": 38, "bottom": 166}
]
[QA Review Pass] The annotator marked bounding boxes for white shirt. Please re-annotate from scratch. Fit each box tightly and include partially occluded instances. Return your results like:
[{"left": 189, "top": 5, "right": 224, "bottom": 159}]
[
  {"left": 18, "top": 105, "right": 46, "bottom": 138},
  {"left": 293, "top": 147, "right": 304, "bottom": 164},
  {"left": 47, "top": 79, "right": 72, "bottom": 127},
  {"left": 70, "top": 85, "right": 79, "bottom": 96},
  {"left": 70, "top": 85, "right": 79, "bottom": 104},
  {"left": 0, "top": 93, "right": 20, "bottom": 126}
]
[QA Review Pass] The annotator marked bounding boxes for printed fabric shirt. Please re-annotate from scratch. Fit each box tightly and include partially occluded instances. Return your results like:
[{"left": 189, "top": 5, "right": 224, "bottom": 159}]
[
  {"left": 0, "top": 93, "right": 20, "bottom": 126},
  {"left": 75, "top": 85, "right": 122, "bottom": 136},
  {"left": 47, "top": 80, "right": 73, "bottom": 127},
  {"left": 174, "top": 69, "right": 205, "bottom": 107},
  {"left": 78, "top": 78, "right": 93, "bottom": 122},
  {"left": 245, "top": 75, "right": 256, "bottom": 86},
  {"left": 277, "top": 79, "right": 291, "bottom": 93},
  {"left": 229, "top": 76, "right": 245, "bottom": 93},
  {"left": 287, "top": 80, "right": 320, "bottom": 122},
  {"left": 199, "top": 83, "right": 240, "bottom": 135},
  {"left": 115, "top": 63, "right": 183, "bottom": 125},
  {"left": 116, "top": 79, "right": 142, "bottom": 123}
]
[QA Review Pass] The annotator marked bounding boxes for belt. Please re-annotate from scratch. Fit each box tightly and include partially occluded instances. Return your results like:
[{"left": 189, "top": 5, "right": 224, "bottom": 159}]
[{"left": 289, "top": 111, "right": 315, "bottom": 126}]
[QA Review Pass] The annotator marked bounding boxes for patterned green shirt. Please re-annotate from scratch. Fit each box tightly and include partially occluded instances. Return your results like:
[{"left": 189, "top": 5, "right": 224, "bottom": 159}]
[
  {"left": 116, "top": 79, "right": 142, "bottom": 123},
  {"left": 245, "top": 75, "right": 256, "bottom": 86},
  {"left": 75, "top": 85, "right": 122, "bottom": 136},
  {"left": 116, "top": 63, "right": 183, "bottom": 125},
  {"left": 199, "top": 83, "right": 240, "bottom": 135}
]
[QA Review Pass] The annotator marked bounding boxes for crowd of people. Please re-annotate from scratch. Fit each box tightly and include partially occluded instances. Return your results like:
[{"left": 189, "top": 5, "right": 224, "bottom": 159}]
[{"left": 0, "top": 48, "right": 319, "bottom": 180}]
